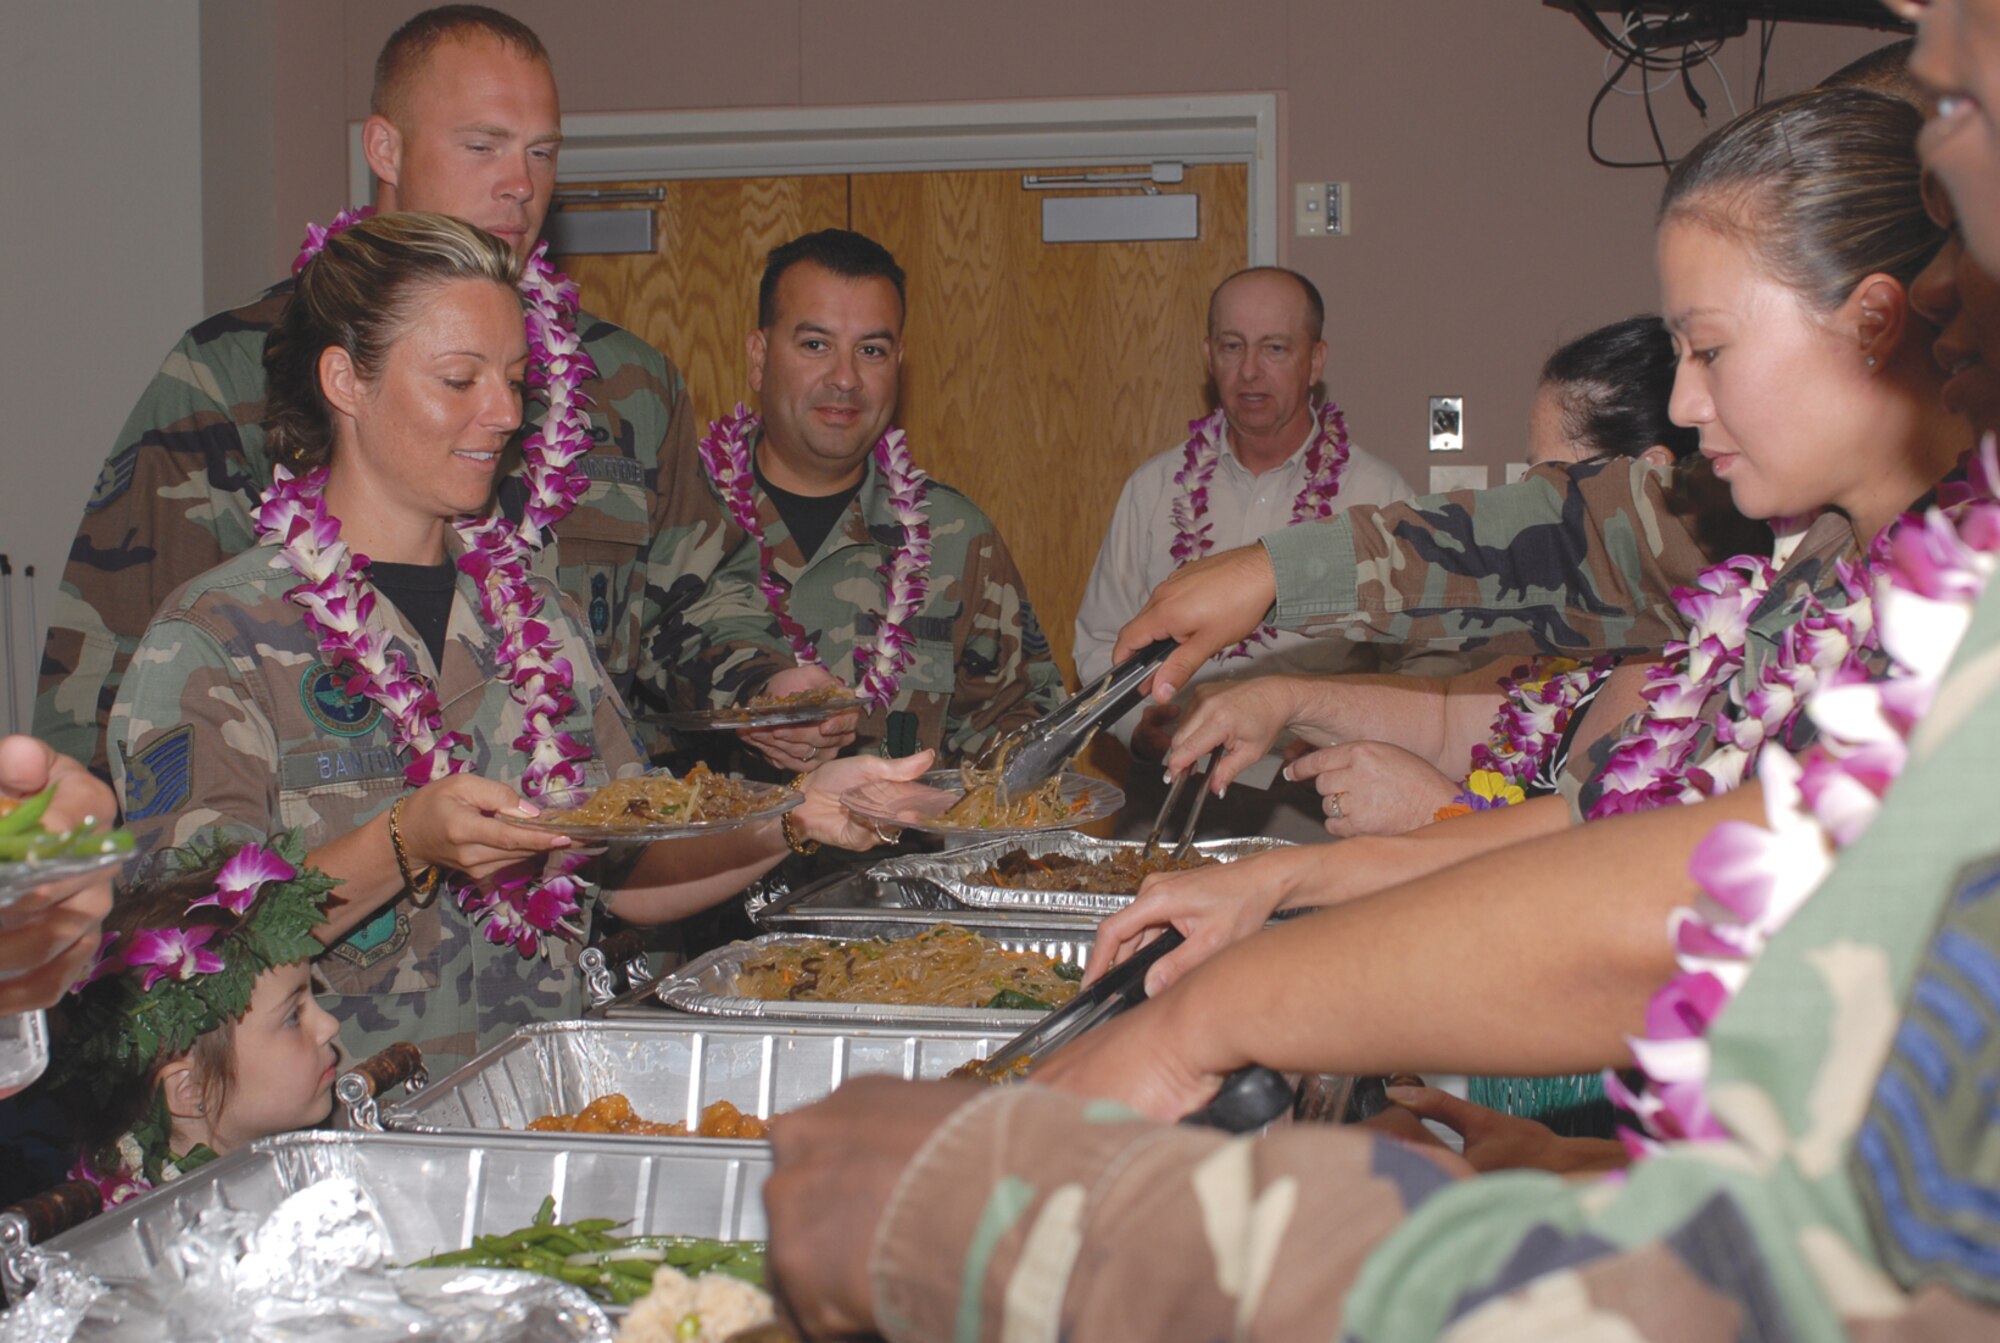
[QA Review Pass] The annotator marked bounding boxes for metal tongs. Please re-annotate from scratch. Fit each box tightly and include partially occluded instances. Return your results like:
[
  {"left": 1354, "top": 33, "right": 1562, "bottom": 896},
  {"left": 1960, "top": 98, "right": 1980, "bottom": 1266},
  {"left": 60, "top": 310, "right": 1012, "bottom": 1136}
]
[
  {"left": 978, "top": 638, "right": 1178, "bottom": 804},
  {"left": 1139, "top": 748, "right": 1221, "bottom": 862},
  {"left": 967, "top": 927, "right": 1295, "bottom": 1133}
]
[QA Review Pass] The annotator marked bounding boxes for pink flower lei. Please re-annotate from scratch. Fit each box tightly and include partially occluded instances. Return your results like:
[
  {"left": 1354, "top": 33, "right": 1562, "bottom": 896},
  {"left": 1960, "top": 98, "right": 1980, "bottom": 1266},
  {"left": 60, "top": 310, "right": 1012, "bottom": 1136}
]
[
  {"left": 1468, "top": 656, "right": 1619, "bottom": 791},
  {"left": 697, "top": 405, "right": 932, "bottom": 711},
  {"left": 253, "top": 211, "right": 599, "bottom": 958},
  {"left": 1170, "top": 401, "right": 1351, "bottom": 660},
  {"left": 1610, "top": 440, "right": 2000, "bottom": 1153},
  {"left": 1585, "top": 538, "right": 1876, "bottom": 821}
]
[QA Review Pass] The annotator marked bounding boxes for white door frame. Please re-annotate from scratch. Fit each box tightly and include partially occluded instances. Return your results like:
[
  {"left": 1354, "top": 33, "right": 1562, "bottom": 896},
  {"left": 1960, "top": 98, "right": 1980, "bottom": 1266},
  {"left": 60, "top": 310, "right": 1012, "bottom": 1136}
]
[{"left": 348, "top": 93, "right": 1279, "bottom": 264}]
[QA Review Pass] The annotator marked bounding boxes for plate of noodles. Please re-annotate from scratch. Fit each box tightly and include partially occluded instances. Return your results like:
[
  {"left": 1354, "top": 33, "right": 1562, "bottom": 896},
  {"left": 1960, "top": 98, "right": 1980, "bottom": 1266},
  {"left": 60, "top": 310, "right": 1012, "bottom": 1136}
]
[
  {"left": 660, "top": 685, "right": 864, "bottom": 731},
  {"left": 842, "top": 767, "right": 1122, "bottom": 836},
  {"left": 517, "top": 764, "right": 801, "bottom": 842}
]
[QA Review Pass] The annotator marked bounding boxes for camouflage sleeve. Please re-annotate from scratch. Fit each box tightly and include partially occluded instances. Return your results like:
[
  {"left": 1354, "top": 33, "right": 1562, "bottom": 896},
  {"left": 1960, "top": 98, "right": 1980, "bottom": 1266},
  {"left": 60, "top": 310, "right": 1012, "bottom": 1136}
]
[
  {"left": 870, "top": 1086, "right": 1902, "bottom": 1343},
  {"left": 1263, "top": 457, "right": 1717, "bottom": 659},
  {"left": 937, "top": 521, "right": 1068, "bottom": 763},
  {"left": 611, "top": 357, "right": 791, "bottom": 740},
  {"left": 674, "top": 523, "right": 805, "bottom": 707},
  {"left": 106, "top": 610, "right": 278, "bottom": 859},
  {"left": 35, "top": 313, "right": 273, "bottom": 778}
]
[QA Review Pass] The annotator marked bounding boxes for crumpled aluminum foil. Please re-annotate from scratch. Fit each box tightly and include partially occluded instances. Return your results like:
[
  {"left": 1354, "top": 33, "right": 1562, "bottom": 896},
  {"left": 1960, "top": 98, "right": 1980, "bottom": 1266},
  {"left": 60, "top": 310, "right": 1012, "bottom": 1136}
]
[{"left": 1, "top": 1178, "right": 613, "bottom": 1343}]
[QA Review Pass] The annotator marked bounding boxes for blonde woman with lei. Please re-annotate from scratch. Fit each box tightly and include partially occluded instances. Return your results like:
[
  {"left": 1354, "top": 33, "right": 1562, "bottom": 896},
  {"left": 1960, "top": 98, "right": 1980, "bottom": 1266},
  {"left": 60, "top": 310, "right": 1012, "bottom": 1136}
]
[
  {"left": 1050, "top": 86, "right": 1979, "bottom": 1109},
  {"left": 107, "top": 213, "right": 930, "bottom": 1077}
]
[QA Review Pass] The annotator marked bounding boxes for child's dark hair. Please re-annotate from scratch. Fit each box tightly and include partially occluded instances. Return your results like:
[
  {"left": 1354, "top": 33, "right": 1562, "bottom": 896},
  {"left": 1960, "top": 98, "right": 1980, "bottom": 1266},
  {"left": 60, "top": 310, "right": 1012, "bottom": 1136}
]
[{"left": 52, "top": 853, "right": 255, "bottom": 1167}]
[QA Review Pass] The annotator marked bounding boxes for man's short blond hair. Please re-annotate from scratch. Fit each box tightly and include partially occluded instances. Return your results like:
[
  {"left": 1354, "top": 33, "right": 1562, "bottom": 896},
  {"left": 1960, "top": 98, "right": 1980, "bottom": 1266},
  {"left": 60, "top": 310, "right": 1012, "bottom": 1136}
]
[{"left": 371, "top": 5, "right": 551, "bottom": 123}]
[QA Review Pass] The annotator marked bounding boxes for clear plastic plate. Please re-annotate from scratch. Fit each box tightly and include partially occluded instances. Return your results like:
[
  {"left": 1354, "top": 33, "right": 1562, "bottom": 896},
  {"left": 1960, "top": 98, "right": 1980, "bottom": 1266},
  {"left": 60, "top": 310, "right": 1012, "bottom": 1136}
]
[
  {"left": 842, "top": 770, "right": 1122, "bottom": 836},
  {"left": 0, "top": 843, "right": 132, "bottom": 910},
  {"left": 660, "top": 693, "right": 864, "bottom": 731},
  {"left": 515, "top": 777, "right": 801, "bottom": 843}
]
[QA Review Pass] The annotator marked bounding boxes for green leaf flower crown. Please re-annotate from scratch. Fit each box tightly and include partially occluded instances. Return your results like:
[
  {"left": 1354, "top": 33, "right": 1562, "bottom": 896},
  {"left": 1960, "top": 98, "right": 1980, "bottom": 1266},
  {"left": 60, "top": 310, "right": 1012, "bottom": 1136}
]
[{"left": 55, "top": 830, "right": 339, "bottom": 1099}]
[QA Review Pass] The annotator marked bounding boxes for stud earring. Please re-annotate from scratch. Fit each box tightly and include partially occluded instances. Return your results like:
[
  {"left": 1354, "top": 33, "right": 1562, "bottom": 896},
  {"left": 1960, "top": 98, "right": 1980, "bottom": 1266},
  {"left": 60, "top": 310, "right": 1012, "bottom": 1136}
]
[{"left": 1865, "top": 356, "right": 1876, "bottom": 367}]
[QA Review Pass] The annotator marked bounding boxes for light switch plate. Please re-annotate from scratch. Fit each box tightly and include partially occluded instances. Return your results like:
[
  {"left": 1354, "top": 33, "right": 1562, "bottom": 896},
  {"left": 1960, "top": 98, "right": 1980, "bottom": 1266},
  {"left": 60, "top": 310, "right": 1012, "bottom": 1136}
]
[
  {"left": 1294, "top": 181, "right": 1349, "bottom": 237},
  {"left": 1428, "top": 396, "right": 1464, "bottom": 452},
  {"left": 1429, "top": 464, "right": 1489, "bottom": 493}
]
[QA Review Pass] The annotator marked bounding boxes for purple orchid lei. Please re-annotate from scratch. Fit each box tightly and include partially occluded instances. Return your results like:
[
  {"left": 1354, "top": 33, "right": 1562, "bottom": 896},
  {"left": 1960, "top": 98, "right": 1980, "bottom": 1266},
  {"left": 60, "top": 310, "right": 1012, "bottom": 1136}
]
[
  {"left": 1171, "top": 401, "right": 1351, "bottom": 661},
  {"left": 1608, "top": 440, "right": 2000, "bottom": 1154},
  {"left": 1585, "top": 539, "right": 1877, "bottom": 821},
  {"left": 696, "top": 406, "right": 933, "bottom": 711},
  {"left": 1467, "top": 656, "right": 1620, "bottom": 793},
  {"left": 254, "top": 213, "right": 600, "bottom": 958}
]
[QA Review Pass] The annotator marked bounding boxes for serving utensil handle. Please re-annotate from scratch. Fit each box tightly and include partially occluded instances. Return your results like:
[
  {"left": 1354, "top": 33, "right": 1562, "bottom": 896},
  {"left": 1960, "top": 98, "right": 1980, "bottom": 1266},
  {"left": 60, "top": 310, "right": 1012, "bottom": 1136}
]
[{"left": 1180, "top": 1065, "right": 1296, "bottom": 1133}]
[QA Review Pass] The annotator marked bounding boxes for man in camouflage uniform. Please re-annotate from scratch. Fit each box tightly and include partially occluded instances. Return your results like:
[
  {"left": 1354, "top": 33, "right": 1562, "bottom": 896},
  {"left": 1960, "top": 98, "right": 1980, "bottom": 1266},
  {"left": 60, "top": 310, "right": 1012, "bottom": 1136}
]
[
  {"left": 35, "top": 6, "right": 769, "bottom": 782},
  {"left": 764, "top": 527, "right": 2000, "bottom": 1341},
  {"left": 683, "top": 229, "right": 1066, "bottom": 765},
  {"left": 109, "top": 544, "right": 640, "bottom": 1079}
]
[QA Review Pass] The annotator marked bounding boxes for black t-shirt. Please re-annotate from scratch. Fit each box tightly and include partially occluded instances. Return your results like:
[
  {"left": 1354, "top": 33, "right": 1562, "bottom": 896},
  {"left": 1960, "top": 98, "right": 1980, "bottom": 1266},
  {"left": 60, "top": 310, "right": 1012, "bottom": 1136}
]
[
  {"left": 754, "top": 458, "right": 864, "bottom": 563},
  {"left": 368, "top": 558, "right": 458, "bottom": 670}
]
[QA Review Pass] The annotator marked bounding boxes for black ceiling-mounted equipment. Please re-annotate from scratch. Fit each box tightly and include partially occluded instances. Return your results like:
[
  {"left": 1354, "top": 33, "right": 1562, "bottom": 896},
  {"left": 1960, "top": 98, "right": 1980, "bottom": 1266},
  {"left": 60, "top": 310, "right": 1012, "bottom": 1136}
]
[{"left": 1544, "top": 1, "right": 1912, "bottom": 48}]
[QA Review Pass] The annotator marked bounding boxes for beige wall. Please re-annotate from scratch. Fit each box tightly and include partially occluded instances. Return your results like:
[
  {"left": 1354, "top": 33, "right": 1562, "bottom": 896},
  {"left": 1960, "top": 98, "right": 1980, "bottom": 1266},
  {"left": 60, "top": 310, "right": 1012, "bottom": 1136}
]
[
  {"left": 1, "top": 1, "right": 202, "bottom": 725},
  {"left": 223, "top": 2, "right": 1900, "bottom": 491}
]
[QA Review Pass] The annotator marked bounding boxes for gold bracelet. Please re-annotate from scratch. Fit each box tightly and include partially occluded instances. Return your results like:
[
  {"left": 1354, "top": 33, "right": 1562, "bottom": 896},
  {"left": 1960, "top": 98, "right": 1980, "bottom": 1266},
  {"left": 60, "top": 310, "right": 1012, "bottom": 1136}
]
[
  {"left": 387, "top": 796, "right": 441, "bottom": 902},
  {"left": 781, "top": 773, "right": 820, "bottom": 855}
]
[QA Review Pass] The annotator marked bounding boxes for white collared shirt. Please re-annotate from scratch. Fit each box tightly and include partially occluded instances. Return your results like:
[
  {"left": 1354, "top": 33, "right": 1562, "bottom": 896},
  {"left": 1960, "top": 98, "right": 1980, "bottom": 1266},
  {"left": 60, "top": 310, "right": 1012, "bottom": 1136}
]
[{"left": 1074, "top": 416, "right": 1419, "bottom": 741}]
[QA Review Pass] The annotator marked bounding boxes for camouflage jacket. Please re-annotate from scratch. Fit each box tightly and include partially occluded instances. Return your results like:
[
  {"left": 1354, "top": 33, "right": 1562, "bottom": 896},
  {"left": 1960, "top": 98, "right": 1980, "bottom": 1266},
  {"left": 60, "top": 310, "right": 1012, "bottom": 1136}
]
[
  {"left": 106, "top": 537, "right": 643, "bottom": 1078},
  {"left": 685, "top": 433, "right": 1068, "bottom": 762},
  {"left": 1264, "top": 455, "right": 1766, "bottom": 658},
  {"left": 38, "top": 277, "right": 773, "bottom": 779},
  {"left": 867, "top": 561, "right": 2000, "bottom": 1342}
]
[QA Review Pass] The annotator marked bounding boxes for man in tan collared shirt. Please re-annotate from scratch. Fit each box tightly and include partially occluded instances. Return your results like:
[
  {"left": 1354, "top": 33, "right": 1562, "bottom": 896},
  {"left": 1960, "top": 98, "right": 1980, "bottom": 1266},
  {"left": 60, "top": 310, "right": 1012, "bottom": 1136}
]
[{"left": 1074, "top": 267, "right": 1446, "bottom": 839}]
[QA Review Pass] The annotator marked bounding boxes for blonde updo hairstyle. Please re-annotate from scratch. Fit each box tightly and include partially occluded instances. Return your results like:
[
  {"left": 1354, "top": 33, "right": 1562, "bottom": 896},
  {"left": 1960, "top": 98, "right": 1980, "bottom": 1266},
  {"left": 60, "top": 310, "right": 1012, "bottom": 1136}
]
[
  {"left": 263, "top": 211, "right": 520, "bottom": 471},
  {"left": 1659, "top": 87, "right": 1941, "bottom": 318}
]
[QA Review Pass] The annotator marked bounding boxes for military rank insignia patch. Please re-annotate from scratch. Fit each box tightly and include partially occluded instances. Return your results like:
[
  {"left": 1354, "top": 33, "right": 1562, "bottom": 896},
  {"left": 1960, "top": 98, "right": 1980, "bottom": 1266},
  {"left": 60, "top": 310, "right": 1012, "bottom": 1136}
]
[
  {"left": 122, "top": 724, "right": 193, "bottom": 821},
  {"left": 85, "top": 445, "right": 139, "bottom": 512},
  {"left": 301, "top": 662, "right": 384, "bottom": 737}
]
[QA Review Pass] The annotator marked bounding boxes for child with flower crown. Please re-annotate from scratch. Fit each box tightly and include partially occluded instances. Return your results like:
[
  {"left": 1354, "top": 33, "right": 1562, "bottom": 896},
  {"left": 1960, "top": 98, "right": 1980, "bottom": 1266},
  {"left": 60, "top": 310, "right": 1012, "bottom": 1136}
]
[{"left": 49, "top": 833, "right": 340, "bottom": 1208}]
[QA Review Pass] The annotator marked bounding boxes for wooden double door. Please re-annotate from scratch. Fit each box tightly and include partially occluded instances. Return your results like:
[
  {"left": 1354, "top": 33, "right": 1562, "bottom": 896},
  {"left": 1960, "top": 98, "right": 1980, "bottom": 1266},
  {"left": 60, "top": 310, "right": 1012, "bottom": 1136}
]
[{"left": 556, "top": 163, "right": 1248, "bottom": 695}]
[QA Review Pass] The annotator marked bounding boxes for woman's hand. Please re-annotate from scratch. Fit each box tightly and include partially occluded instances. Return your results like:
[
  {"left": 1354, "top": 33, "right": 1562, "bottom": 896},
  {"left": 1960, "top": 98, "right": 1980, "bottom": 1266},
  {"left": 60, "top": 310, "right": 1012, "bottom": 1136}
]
[
  {"left": 0, "top": 736, "right": 116, "bottom": 1014},
  {"left": 1284, "top": 740, "right": 1459, "bottom": 838},
  {"left": 1111, "top": 545, "right": 1277, "bottom": 703},
  {"left": 1383, "top": 1084, "right": 1629, "bottom": 1176},
  {"left": 737, "top": 666, "right": 860, "bottom": 774},
  {"left": 398, "top": 774, "right": 570, "bottom": 881},
  {"left": 1031, "top": 991, "right": 1233, "bottom": 1121},
  {"left": 1085, "top": 843, "right": 1324, "bottom": 995},
  {"left": 792, "top": 749, "right": 936, "bottom": 850},
  {"left": 1161, "top": 677, "right": 1303, "bottom": 791}
]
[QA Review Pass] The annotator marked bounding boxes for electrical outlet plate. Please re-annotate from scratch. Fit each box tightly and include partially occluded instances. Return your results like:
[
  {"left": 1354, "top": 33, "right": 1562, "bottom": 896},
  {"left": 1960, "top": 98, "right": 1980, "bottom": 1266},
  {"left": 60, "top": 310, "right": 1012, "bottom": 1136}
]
[
  {"left": 1428, "top": 396, "right": 1464, "bottom": 452},
  {"left": 1293, "top": 181, "right": 1349, "bottom": 237}
]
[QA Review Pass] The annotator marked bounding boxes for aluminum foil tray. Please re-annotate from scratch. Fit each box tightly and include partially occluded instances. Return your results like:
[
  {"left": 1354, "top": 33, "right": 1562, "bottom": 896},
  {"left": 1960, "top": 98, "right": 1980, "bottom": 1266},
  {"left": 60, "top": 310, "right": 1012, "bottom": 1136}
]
[
  {"left": 379, "top": 1019, "right": 1004, "bottom": 1139},
  {"left": 39, "top": 1128, "right": 768, "bottom": 1288},
  {"left": 744, "top": 863, "right": 1101, "bottom": 933},
  {"left": 645, "top": 927, "right": 1093, "bottom": 1030},
  {"left": 868, "top": 833, "right": 1294, "bottom": 915}
]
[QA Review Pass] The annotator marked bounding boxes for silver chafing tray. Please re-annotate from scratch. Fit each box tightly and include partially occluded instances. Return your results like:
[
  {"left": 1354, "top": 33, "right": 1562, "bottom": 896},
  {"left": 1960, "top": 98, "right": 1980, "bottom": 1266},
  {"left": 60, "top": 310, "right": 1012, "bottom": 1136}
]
[
  {"left": 742, "top": 862, "right": 1099, "bottom": 934},
  {"left": 866, "top": 833, "right": 1293, "bottom": 916},
  {"left": 37, "top": 1129, "right": 767, "bottom": 1288},
  {"left": 375, "top": 1019, "right": 1003, "bottom": 1139},
  {"left": 643, "top": 926, "right": 1092, "bottom": 1030}
]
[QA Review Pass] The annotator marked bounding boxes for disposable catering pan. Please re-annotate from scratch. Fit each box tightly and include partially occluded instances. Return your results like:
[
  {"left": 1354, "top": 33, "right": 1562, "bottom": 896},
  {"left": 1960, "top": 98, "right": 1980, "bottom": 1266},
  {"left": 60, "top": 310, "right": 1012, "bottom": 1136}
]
[
  {"left": 636, "top": 925, "right": 1095, "bottom": 1031},
  {"left": 864, "top": 833, "right": 1294, "bottom": 917},
  {"left": 26, "top": 1129, "right": 769, "bottom": 1290},
  {"left": 369, "top": 1019, "right": 1006, "bottom": 1140},
  {"left": 743, "top": 862, "right": 1102, "bottom": 934}
]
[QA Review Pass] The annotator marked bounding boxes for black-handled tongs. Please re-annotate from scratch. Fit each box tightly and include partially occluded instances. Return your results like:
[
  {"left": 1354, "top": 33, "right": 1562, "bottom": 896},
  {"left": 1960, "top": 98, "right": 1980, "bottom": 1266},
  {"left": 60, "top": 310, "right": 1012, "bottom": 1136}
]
[
  {"left": 967, "top": 927, "right": 1294, "bottom": 1133},
  {"left": 978, "top": 638, "right": 1178, "bottom": 803}
]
